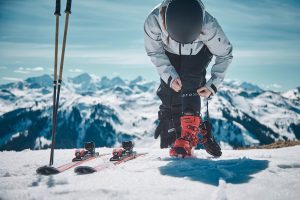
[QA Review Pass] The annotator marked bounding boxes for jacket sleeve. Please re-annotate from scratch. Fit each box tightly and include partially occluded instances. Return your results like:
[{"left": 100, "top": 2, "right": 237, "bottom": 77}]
[
  {"left": 203, "top": 16, "right": 233, "bottom": 95},
  {"left": 144, "top": 12, "right": 179, "bottom": 87}
]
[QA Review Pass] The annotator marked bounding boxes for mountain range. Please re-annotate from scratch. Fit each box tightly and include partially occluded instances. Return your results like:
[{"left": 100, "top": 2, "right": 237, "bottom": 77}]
[{"left": 0, "top": 73, "right": 299, "bottom": 151}]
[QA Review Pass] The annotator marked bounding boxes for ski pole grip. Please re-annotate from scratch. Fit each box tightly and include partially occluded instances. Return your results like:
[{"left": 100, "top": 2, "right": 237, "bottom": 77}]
[
  {"left": 65, "top": 0, "right": 72, "bottom": 14},
  {"left": 54, "top": 0, "right": 61, "bottom": 16}
]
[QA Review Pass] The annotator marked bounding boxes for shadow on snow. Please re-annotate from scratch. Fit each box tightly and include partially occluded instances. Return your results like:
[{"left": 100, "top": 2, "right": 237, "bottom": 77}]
[{"left": 159, "top": 157, "right": 269, "bottom": 186}]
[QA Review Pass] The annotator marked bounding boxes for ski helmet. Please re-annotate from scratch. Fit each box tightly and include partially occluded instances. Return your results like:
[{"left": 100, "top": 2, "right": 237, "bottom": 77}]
[{"left": 165, "top": 0, "right": 204, "bottom": 44}]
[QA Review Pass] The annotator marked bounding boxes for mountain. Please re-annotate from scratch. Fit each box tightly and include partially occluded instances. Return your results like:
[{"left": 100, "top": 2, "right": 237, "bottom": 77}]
[
  {"left": 282, "top": 87, "right": 300, "bottom": 102},
  {"left": 0, "top": 74, "right": 158, "bottom": 151},
  {"left": 0, "top": 74, "right": 299, "bottom": 151}
]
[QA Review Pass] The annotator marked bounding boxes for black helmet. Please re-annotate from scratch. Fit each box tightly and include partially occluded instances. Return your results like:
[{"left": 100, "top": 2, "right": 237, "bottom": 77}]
[{"left": 166, "top": 0, "right": 203, "bottom": 44}]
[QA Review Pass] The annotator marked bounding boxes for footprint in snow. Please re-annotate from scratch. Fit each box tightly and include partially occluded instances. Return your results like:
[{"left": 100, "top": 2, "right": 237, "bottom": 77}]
[{"left": 277, "top": 163, "right": 300, "bottom": 169}]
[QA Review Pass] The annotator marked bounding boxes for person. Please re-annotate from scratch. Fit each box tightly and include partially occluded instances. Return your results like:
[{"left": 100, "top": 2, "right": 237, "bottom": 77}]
[{"left": 144, "top": 0, "right": 233, "bottom": 157}]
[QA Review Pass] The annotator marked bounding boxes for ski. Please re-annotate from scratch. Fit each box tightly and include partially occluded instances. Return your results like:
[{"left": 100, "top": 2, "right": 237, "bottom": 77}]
[
  {"left": 75, "top": 141, "right": 147, "bottom": 174},
  {"left": 74, "top": 152, "right": 147, "bottom": 175},
  {"left": 36, "top": 153, "right": 110, "bottom": 175},
  {"left": 37, "top": 141, "right": 108, "bottom": 175}
]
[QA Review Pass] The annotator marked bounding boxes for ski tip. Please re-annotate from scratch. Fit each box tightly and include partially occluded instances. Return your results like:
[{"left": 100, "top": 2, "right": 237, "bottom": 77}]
[
  {"left": 74, "top": 166, "right": 96, "bottom": 175},
  {"left": 36, "top": 165, "right": 60, "bottom": 176}
]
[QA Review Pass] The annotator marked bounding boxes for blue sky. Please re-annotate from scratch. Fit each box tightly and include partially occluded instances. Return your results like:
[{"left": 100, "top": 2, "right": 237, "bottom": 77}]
[{"left": 0, "top": 0, "right": 299, "bottom": 91}]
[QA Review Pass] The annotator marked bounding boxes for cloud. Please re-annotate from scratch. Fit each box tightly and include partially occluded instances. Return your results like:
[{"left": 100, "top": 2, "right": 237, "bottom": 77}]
[
  {"left": 14, "top": 67, "right": 30, "bottom": 74},
  {"left": 69, "top": 68, "right": 84, "bottom": 73},
  {"left": 2, "top": 77, "right": 22, "bottom": 82},
  {"left": 233, "top": 48, "right": 300, "bottom": 66},
  {"left": 262, "top": 83, "right": 283, "bottom": 91},
  {"left": 66, "top": 49, "right": 152, "bottom": 66},
  {"left": 14, "top": 67, "right": 45, "bottom": 74},
  {"left": 30, "top": 67, "right": 44, "bottom": 71},
  {"left": 235, "top": 49, "right": 300, "bottom": 59},
  {"left": 113, "top": 72, "right": 120, "bottom": 76},
  {"left": 272, "top": 84, "right": 282, "bottom": 89},
  {"left": 204, "top": 0, "right": 300, "bottom": 29}
]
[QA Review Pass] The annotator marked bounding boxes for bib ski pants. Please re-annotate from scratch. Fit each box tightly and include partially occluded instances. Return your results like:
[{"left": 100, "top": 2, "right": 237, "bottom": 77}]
[
  {"left": 157, "top": 45, "right": 213, "bottom": 115},
  {"left": 155, "top": 45, "right": 213, "bottom": 148}
]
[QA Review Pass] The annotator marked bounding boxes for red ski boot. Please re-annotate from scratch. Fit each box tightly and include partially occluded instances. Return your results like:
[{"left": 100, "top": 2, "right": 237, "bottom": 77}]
[{"left": 170, "top": 115, "right": 201, "bottom": 157}]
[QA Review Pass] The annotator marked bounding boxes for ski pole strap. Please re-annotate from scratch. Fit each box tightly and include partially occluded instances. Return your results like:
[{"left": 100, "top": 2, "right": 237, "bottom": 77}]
[
  {"left": 206, "top": 99, "right": 209, "bottom": 120},
  {"left": 65, "top": 0, "right": 72, "bottom": 14},
  {"left": 206, "top": 95, "right": 212, "bottom": 121},
  {"left": 54, "top": 0, "right": 61, "bottom": 16}
]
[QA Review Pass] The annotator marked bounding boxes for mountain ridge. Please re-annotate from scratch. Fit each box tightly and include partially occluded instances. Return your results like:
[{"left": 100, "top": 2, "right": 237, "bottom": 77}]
[{"left": 0, "top": 73, "right": 299, "bottom": 151}]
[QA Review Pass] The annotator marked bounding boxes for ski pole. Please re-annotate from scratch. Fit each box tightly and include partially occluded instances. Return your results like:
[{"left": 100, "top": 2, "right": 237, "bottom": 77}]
[
  {"left": 49, "top": 0, "right": 61, "bottom": 166},
  {"left": 50, "top": 0, "right": 72, "bottom": 166}
]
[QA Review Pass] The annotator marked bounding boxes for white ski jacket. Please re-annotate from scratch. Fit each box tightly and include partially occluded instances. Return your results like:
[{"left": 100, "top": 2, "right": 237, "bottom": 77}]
[{"left": 144, "top": 0, "right": 233, "bottom": 94}]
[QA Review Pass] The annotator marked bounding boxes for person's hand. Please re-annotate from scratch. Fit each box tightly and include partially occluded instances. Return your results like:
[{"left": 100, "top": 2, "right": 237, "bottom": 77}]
[
  {"left": 171, "top": 78, "right": 182, "bottom": 92},
  {"left": 197, "top": 87, "right": 212, "bottom": 98}
]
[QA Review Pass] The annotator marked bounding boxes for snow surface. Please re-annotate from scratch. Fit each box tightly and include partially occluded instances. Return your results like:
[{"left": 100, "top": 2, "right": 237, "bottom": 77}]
[{"left": 1, "top": 146, "right": 300, "bottom": 200}]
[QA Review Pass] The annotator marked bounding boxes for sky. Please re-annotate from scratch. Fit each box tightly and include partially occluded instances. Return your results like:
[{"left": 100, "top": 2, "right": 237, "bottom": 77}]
[{"left": 0, "top": 0, "right": 299, "bottom": 91}]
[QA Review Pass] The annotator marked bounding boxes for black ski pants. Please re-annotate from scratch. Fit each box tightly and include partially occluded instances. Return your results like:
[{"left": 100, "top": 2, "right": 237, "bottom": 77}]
[
  {"left": 155, "top": 45, "right": 213, "bottom": 148},
  {"left": 157, "top": 45, "right": 213, "bottom": 116}
]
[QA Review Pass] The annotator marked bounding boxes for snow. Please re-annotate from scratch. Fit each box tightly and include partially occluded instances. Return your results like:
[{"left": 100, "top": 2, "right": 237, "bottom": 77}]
[
  {"left": 282, "top": 88, "right": 300, "bottom": 101},
  {"left": 1, "top": 146, "right": 300, "bottom": 200},
  {"left": 34, "top": 137, "right": 51, "bottom": 150}
]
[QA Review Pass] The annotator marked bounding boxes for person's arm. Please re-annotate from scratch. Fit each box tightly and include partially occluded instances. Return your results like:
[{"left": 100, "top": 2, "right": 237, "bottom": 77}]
[
  {"left": 203, "top": 14, "right": 233, "bottom": 95},
  {"left": 144, "top": 11, "right": 179, "bottom": 87}
]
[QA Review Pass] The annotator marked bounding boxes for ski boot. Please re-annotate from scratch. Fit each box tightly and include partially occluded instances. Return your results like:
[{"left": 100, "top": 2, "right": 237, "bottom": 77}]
[
  {"left": 72, "top": 141, "right": 99, "bottom": 162},
  {"left": 170, "top": 115, "right": 201, "bottom": 157},
  {"left": 110, "top": 141, "right": 135, "bottom": 161},
  {"left": 199, "top": 120, "right": 222, "bottom": 157}
]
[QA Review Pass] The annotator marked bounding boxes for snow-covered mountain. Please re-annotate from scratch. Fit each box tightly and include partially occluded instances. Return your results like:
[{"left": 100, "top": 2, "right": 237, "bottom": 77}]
[{"left": 0, "top": 74, "right": 299, "bottom": 151}]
